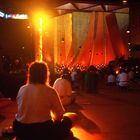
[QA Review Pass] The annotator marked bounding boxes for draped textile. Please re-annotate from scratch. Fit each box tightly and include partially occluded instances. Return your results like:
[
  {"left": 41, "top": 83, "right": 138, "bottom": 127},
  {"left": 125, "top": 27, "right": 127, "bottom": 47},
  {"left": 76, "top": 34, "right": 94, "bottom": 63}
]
[
  {"left": 52, "top": 14, "right": 72, "bottom": 65},
  {"left": 73, "top": 12, "right": 96, "bottom": 66},
  {"left": 41, "top": 12, "right": 128, "bottom": 67},
  {"left": 72, "top": 12, "right": 121, "bottom": 66},
  {"left": 106, "top": 13, "right": 128, "bottom": 59}
]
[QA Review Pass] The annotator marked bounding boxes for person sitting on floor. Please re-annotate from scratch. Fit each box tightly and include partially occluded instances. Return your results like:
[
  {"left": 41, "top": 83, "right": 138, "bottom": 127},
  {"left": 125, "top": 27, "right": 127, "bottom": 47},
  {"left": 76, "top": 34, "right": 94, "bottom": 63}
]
[
  {"left": 85, "top": 65, "right": 99, "bottom": 93},
  {"left": 53, "top": 73, "right": 75, "bottom": 106},
  {"left": 116, "top": 68, "right": 129, "bottom": 88},
  {"left": 11, "top": 61, "right": 77, "bottom": 140},
  {"left": 107, "top": 70, "right": 116, "bottom": 86}
]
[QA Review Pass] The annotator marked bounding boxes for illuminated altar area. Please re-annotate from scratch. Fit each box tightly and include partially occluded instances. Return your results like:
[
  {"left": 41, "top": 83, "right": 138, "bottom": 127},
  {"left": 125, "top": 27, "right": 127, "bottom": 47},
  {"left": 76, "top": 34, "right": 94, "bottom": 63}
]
[
  {"left": 35, "top": 11, "right": 129, "bottom": 68},
  {"left": 0, "top": 10, "right": 129, "bottom": 69}
]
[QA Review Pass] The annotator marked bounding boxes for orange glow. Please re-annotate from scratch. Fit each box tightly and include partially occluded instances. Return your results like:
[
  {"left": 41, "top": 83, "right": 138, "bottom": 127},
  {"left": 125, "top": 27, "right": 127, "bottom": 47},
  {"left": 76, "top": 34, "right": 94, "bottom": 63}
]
[
  {"left": 50, "top": 111, "right": 55, "bottom": 121},
  {"left": 39, "top": 17, "right": 43, "bottom": 62},
  {"left": 46, "top": 55, "right": 52, "bottom": 62},
  {"left": 71, "top": 126, "right": 103, "bottom": 140},
  {"left": 116, "top": 70, "right": 119, "bottom": 74},
  {"left": 33, "top": 12, "right": 51, "bottom": 30},
  {"left": 81, "top": 61, "right": 85, "bottom": 65},
  {"left": 32, "top": 12, "right": 51, "bottom": 62}
]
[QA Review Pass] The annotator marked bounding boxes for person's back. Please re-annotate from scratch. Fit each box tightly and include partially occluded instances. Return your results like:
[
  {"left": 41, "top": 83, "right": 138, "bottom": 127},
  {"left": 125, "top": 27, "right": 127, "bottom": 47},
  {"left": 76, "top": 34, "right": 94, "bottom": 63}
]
[
  {"left": 107, "top": 74, "right": 116, "bottom": 86},
  {"left": 16, "top": 84, "right": 63, "bottom": 123},
  {"left": 117, "top": 71, "right": 129, "bottom": 87},
  {"left": 12, "top": 61, "right": 73, "bottom": 140},
  {"left": 53, "top": 76, "right": 75, "bottom": 106}
]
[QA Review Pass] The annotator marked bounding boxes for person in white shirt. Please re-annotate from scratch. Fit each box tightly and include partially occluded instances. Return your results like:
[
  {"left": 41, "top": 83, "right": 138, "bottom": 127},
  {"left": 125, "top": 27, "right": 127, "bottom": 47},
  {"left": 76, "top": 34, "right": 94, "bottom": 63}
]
[
  {"left": 12, "top": 61, "right": 74, "bottom": 140},
  {"left": 53, "top": 74, "right": 75, "bottom": 106},
  {"left": 117, "top": 69, "right": 129, "bottom": 87},
  {"left": 107, "top": 70, "right": 116, "bottom": 86}
]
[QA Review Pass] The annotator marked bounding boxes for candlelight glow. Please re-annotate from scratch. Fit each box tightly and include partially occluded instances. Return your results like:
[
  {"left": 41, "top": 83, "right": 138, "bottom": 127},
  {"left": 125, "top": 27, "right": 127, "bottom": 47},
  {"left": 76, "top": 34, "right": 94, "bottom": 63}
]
[
  {"left": 39, "top": 17, "right": 43, "bottom": 62},
  {"left": 116, "top": 70, "right": 119, "bottom": 74},
  {"left": 50, "top": 111, "right": 55, "bottom": 121},
  {"left": 33, "top": 12, "right": 51, "bottom": 31},
  {"left": 32, "top": 12, "right": 51, "bottom": 62},
  {"left": 71, "top": 126, "right": 102, "bottom": 140}
]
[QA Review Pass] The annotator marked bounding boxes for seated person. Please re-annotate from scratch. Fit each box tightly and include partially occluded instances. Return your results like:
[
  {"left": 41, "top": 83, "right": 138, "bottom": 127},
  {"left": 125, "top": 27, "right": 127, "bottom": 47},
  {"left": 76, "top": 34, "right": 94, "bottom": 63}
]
[
  {"left": 107, "top": 72, "right": 116, "bottom": 86},
  {"left": 10, "top": 61, "right": 77, "bottom": 140},
  {"left": 85, "top": 65, "right": 99, "bottom": 93},
  {"left": 53, "top": 73, "right": 75, "bottom": 106},
  {"left": 116, "top": 68, "right": 129, "bottom": 87}
]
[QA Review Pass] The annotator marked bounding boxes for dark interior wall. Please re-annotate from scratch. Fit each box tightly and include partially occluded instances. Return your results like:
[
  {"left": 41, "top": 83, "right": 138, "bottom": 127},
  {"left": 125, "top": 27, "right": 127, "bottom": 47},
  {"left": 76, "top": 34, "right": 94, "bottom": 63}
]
[
  {"left": 0, "top": 18, "right": 35, "bottom": 72},
  {"left": 0, "top": 18, "right": 34, "bottom": 97},
  {"left": 129, "top": 4, "right": 140, "bottom": 59},
  {"left": 129, "top": 4, "right": 140, "bottom": 45}
]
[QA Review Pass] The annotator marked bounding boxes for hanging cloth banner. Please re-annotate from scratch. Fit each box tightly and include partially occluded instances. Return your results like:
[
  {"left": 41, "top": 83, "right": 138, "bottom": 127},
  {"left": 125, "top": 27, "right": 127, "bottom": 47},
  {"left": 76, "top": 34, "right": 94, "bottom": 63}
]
[{"left": 106, "top": 13, "right": 128, "bottom": 59}]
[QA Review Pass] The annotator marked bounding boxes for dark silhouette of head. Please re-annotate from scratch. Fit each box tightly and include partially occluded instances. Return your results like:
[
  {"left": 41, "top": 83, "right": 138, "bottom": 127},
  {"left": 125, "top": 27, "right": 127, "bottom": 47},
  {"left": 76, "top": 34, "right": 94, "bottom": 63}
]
[{"left": 27, "top": 61, "right": 49, "bottom": 84}]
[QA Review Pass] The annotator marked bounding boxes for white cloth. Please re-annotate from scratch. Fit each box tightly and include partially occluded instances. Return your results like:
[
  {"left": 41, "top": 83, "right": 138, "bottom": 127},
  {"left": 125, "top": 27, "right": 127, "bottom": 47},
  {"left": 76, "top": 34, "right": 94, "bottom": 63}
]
[
  {"left": 107, "top": 74, "right": 116, "bottom": 83},
  {"left": 53, "top": 78, "right": 74, "bottom": 106},
  {"left": 16, "top": 84, "right": 65, "bottom": 123},
  {"left": 117, "top": 72, "right": 129, "bottom": 87}
]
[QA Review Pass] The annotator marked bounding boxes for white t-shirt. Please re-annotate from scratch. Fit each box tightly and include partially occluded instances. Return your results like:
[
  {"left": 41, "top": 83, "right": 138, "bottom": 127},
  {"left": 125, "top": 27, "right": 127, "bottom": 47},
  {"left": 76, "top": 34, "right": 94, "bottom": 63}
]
[
  {"left": 117, "top": 72, "right": 129, "bottom": 87},
  {"left": 53, "top": 78, "right": 73, "bottom": 105},
  {"left": 107, "top": 74, "right": 116, "bottom": 83},
  {"left": 16, "top": 84, "right": 65, "bottom": 123}
]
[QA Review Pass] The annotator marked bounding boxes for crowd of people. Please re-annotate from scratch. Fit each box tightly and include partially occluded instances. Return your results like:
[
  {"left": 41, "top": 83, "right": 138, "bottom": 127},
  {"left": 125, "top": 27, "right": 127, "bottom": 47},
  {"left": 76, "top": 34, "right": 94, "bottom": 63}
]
[
  {"left": 0, "top": 56, "right": 140, "bottom": 99},
  {"left": 0, "top": 56, "right": 140, "bottom": 139},
  {"left": 1, "top": 61, "right": 78, "bottom": 140}
]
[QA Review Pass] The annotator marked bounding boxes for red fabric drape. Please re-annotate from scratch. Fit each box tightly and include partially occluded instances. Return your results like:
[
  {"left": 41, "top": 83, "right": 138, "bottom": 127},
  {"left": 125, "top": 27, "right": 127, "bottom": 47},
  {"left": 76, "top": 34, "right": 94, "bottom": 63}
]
[
  {"left": 73, "top": 12, "right": 118, "bottom": 66},
  {"left": 105, "top": 22, "right": 116, "bottom": 63},
  {"left": 72, "top": 12, "right": 128, "bottom": 66},
  {"left": 90, "top": 12, "right": 105, "bottom": 66},
  {"left": 40, "top": 12, "right": 128, "bottom": 67},
  {"left": 106, "top": 13, "right": 128, "bottom": 59}
]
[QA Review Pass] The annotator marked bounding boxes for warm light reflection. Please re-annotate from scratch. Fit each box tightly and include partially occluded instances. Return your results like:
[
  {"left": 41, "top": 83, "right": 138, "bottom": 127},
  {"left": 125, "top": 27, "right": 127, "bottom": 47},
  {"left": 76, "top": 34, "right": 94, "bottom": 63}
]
[
  {"left": 50, "top": 111, "right": 55, "bottom": 121},
  {"left": 115, "top": 70, "right": 119, "bottom": 74},
  {"left": 71, "top": 126, "right": 102, "bottom": 140},
  {"left": 32, "top": 12, "right": 51, "bottom": 62},
  {"left": 122, "top": 0, "right": 127, "bottom": 3},
  {"left": 39, "top": 17, "right": 43, "bottom": 62},
  {"left": 33, "top": 12, "right": 50, "bottom": 30}
]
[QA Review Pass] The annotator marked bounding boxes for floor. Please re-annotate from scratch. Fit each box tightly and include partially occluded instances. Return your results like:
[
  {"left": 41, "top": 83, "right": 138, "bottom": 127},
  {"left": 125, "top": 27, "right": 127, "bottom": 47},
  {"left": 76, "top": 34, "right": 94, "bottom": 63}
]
[{"left": 0, "top": 81, "right": 140, "bottom": 140}]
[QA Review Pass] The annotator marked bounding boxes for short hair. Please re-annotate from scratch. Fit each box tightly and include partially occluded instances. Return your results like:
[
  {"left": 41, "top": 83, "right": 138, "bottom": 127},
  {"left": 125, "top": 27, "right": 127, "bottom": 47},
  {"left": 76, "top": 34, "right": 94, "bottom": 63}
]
[{"left": 27, "top": 61, "right": 49, "bottom": 84}]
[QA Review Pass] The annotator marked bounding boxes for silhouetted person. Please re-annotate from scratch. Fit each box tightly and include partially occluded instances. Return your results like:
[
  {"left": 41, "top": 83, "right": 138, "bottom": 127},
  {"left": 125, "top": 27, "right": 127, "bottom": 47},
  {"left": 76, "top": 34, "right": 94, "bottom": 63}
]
[
  {"left": 53, "top": 73, "right": 75, "bottom": 106},
  {"left": 12, "top": 61, "right": 74, "bottom": 140},
  {"left": 85, "top": 65, "right": 99, "bottom": 93}
]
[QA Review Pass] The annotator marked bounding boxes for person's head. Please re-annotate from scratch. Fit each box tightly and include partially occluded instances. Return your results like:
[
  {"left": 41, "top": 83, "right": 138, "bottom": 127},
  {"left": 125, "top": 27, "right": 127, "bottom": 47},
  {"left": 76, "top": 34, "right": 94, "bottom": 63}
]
[
  {"left": 27, "top": 61, "right": 50, "bottom": 85},
  {"left": 61, "top": 74, "right": 71, "bottom": 81}
]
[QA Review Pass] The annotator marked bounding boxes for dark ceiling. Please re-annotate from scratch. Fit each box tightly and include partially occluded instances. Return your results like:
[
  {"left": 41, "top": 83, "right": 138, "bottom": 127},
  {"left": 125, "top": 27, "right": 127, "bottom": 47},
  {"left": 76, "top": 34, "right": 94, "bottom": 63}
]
[{"left": 0, "top": 0, "right": 137, "bottom": 17}]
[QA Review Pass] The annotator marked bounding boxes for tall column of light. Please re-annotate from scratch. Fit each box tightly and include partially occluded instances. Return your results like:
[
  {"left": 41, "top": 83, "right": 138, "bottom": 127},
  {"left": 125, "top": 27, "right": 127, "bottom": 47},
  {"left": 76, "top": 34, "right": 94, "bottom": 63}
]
[
  {"left": 33, "top": 12, "right": 51, "bottom": 62},
  {"left": 39, "top": 17, "right": 43, "bottom": 62}
]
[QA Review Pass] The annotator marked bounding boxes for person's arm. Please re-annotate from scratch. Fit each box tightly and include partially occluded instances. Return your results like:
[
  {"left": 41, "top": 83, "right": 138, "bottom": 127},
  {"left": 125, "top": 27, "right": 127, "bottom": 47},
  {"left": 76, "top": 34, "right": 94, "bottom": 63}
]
[{"left": 51, "top": 89, "right": 65, "bottom": 121}]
